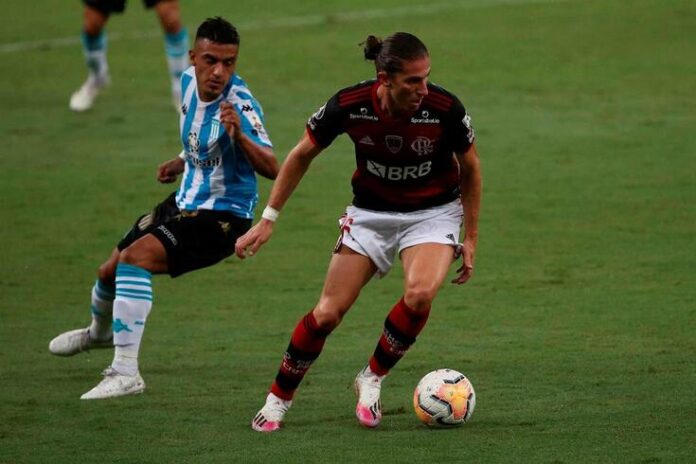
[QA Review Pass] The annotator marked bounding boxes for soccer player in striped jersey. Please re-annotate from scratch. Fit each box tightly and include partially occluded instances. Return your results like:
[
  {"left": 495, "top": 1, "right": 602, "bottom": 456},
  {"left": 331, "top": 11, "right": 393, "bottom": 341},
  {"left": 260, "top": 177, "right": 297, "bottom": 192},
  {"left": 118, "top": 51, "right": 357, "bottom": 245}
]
[
  {"left": 70, "top": 0, "right": 189, "bottom": 112},
  {"left": 49, "top": 17, "right": 278, "bottom": 400},
  {"left": 236, "top": 32, "right": 482, "bottom": 432}
]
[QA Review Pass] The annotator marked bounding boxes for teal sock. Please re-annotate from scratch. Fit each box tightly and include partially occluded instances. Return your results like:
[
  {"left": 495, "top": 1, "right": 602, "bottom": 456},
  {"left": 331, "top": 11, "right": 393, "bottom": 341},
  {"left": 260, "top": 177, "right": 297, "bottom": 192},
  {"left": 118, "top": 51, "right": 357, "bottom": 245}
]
[
  {"left": 89, "top": 279, "right": 115, "bottom": 341},
  {"left": 164, "top": 28, "right": 189, "bottom": 99},
  {"left": 81, "top": 30, "right": 108, "bottom": 79}
]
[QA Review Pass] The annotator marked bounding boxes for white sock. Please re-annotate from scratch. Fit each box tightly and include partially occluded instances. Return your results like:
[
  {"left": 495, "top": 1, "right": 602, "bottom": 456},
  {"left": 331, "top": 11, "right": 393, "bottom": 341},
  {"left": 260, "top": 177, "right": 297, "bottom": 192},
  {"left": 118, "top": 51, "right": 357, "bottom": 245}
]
[
  {"left": 89, "top": 279, "right": 114, "bottom": 341},
  {"left": 111, "top": 263, "right": 152, "bottom": 376}
]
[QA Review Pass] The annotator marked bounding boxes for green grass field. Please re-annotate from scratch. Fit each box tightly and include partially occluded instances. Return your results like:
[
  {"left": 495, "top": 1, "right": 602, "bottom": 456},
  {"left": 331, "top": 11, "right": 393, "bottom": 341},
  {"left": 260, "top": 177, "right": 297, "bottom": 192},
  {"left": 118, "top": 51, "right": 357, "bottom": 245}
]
[{"left": 1, "top": 0, "right": 694, "bottom": 462}]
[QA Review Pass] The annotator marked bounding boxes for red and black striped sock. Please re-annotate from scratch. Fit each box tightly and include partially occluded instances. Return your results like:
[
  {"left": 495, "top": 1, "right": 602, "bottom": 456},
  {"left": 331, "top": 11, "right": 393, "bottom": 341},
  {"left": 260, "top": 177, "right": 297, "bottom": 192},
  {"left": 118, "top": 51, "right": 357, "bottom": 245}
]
[
  {"left": 368, "top": 297, "right": 430, "bottom": 376},
  {"left": 270, "top": 311, "right": 331, "bottom": 401}
]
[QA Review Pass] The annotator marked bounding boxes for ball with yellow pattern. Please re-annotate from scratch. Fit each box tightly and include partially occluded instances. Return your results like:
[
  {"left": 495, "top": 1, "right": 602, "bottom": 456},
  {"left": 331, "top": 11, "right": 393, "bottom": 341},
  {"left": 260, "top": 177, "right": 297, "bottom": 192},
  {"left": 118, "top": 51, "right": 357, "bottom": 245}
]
[{"left": 413, "top": 368, "right": 476, "bottom": 426}]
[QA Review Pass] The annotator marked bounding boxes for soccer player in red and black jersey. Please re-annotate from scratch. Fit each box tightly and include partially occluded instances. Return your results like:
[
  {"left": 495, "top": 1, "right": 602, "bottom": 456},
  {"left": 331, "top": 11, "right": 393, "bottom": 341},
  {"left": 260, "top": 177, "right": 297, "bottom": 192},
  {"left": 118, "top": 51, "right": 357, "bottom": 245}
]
[{"left": 236, "top": 32, "right": 482, "bottom": 432}]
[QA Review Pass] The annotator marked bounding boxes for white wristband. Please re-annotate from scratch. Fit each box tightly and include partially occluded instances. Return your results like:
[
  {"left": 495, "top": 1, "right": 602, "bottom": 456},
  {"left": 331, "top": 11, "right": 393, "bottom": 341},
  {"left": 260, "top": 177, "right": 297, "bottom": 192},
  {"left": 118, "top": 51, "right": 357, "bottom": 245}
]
[
  {"left": 178, "top": 150, "right": 186, "bottom": 160},
  {"left": 262, "top": 206, "right": 280, "bottom": 222}
]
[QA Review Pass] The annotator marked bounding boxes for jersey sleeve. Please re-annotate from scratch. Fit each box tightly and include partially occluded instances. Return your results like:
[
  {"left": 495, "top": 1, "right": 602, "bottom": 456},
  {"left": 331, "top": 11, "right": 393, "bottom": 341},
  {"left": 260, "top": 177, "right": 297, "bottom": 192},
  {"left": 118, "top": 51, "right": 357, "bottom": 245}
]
[
  {"left": 235, "top": 95, "right": 273, "bottom": 148},
  {"left": 446, "top": 96, "right": 475, "bottom": 153},
  {"left": 226, "top": 81, "right": 273, "bottom": 148},
  {"left": 180, "top": 67, "right": 194, "bottom": 104},
  {"left": 306, "top": 92, "right": 344, "bottom": 148}
]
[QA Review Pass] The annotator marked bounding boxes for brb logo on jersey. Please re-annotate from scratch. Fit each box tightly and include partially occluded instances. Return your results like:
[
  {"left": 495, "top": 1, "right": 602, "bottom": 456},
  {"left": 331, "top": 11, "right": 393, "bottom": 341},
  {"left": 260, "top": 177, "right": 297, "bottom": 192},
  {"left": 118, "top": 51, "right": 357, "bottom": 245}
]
[
  {"left": 367, "top": 159, "right": 432, "bottom": 181},
  {"left": 187, "top": 131, "right": 200, "bottom": 154}
]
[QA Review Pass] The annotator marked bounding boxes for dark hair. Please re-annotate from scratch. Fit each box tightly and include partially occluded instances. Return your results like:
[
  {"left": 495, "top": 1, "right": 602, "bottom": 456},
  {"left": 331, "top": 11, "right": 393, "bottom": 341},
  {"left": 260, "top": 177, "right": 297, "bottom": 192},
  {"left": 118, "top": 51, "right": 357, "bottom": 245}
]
[
  {"left": 362, "top": 32, "right": 428, "bottom": 74},
  {"left": 196, "top": 17, "right": 240, "bottom": 45}
]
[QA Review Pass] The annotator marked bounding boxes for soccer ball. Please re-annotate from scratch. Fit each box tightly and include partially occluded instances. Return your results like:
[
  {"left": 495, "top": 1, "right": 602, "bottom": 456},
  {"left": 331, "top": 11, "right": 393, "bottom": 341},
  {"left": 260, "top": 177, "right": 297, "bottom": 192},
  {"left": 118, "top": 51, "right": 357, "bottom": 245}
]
[{"left": 413, "top": 368, "right": 476, "bottom": 426}]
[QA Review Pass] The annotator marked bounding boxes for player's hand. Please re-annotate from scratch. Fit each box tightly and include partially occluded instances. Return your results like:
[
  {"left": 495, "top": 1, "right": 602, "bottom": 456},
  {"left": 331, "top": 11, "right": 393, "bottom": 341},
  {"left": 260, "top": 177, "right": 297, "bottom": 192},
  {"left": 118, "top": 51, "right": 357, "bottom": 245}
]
[
  {"left": 452, "top": 237, "right": 476, "bottom": 285},
  {"left": 220, "top": 101, "right": 241, "bottom": 142},
  {"left": 157, "top": 157, "right": 185, "bottom": 183},
  {"left": 235, "top": 219, "right": 274, "bottom": 259}
]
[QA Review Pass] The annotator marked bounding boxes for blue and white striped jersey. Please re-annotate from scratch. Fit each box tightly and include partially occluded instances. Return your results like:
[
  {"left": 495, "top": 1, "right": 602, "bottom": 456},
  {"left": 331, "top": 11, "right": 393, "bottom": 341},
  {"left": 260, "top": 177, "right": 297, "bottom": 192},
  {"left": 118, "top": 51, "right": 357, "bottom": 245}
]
[{"left": 175, "top": 67, "right": 272, "bottom": 218}]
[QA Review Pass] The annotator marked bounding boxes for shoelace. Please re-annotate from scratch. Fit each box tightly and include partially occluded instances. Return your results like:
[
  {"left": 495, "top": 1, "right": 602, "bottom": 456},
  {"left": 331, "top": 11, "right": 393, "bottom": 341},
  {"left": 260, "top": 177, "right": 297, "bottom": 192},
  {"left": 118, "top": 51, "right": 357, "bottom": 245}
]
[{"left": 101, "top": 367, "right": 119, "bottom": 377}]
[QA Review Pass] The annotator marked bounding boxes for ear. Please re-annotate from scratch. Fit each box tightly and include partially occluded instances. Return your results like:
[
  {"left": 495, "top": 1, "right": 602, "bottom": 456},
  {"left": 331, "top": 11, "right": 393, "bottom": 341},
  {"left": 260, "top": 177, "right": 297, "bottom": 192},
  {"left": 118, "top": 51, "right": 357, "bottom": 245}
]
[
  {"left": 377, "top": 71, "right": 391, "bottom": 87},
  {"left": 188, "top": 49, "right": 195, "bottom": 65}
]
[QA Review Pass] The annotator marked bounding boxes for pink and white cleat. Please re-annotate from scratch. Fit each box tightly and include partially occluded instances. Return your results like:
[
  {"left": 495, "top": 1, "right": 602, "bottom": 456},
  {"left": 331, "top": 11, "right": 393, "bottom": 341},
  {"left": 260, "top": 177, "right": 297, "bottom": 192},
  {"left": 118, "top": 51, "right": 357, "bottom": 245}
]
[
  {"left": 251, "top": 392, "right": 292, "bottom": 432},
  {"left": 354, "top": 365, "right": 385, "bottom": 428}
]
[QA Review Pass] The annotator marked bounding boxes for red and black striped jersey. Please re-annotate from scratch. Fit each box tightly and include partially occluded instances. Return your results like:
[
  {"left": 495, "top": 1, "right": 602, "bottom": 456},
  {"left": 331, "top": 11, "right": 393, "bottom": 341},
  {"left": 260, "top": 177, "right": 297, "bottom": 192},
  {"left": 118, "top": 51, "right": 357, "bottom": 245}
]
[{"left": 306, "top": 79, "right": 475, "bottom": 212}]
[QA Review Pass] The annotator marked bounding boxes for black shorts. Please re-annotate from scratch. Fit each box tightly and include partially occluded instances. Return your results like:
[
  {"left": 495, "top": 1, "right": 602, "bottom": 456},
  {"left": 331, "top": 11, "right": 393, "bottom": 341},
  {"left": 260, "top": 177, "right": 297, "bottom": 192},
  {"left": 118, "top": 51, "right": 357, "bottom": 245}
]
[
  {"left": 117, "top": 192, "right": 252, "bottom": 277},
  {"left": 83, "top": 0, "right": 169, "bottom": 15}
]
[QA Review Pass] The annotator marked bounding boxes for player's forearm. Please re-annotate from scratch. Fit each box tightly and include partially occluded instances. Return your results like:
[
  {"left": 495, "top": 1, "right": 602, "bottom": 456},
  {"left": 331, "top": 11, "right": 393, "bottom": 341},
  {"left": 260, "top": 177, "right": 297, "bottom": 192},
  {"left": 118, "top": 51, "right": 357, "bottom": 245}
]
[
  {"left": 267, "top": 136, "right": 320, "bottom": 212},
  {"left": 461, "top": 172, "right": 481, "bottom": 243},
  {"left": 459, "top": 147, "right": 482, "bottom": 242},
  {"left": 171, "top": 156, "right": 185, "bottom": 174},
  {"left": 236, "top": 134, "right": 279, "bottom": 180}
]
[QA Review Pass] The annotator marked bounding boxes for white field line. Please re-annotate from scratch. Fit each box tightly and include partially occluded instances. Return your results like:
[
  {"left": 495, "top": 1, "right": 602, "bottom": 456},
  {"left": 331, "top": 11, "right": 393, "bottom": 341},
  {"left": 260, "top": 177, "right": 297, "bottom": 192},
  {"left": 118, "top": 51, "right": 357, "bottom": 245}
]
[{"left": 1, "top": 0, "right": 570, "bottom": 54}]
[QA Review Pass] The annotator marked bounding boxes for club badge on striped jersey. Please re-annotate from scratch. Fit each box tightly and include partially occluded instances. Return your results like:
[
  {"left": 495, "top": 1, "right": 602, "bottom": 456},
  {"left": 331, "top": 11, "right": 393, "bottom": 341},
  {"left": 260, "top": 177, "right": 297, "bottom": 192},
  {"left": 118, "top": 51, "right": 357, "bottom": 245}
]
[{"left": 210, "top": 119, "right": 221, "bottom": 140}]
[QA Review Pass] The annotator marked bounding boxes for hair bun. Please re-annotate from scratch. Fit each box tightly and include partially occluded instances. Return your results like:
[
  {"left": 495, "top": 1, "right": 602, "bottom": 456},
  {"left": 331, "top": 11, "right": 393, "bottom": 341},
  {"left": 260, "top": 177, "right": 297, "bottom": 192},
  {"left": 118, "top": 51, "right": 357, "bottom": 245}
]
[{"left": 362, "top": 35, "right": 383, "bottom": 60}]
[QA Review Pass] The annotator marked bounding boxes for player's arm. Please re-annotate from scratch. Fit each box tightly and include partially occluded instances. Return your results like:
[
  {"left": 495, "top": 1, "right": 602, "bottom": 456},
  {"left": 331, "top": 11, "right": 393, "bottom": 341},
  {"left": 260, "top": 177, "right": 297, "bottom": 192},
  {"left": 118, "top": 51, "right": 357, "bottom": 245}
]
[
  {"left": 220, "top": 102, "right": 279, "bottom": 179},
  {"left": 157, "top": 152, "right": 186, "bottom": 183},
  {"left": 453, "top": 143, "right": 482, "bottom": 284},
  {"left": 266, "top": 131, "right": 323, "bottom": 212},
  {"left": 235, "top": 131, "right": 323, "bottom": 258},
  {"left": 234, "top": 129, "right": 279, "bottom": 180}
]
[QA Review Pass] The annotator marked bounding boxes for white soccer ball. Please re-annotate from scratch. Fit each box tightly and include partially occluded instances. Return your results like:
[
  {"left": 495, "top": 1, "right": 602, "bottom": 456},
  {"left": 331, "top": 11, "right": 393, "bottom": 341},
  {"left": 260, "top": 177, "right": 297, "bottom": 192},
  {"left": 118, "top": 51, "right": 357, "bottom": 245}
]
[{"left": 413, "top": 368, "right": 476, "bottom": 426}]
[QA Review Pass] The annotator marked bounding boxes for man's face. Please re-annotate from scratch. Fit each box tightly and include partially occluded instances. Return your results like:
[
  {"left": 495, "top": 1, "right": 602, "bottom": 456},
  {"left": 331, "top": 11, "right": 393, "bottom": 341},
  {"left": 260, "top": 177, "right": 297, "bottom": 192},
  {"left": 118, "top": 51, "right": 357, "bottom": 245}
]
[
  {"left": 382, "top": 56, "right": 431, "bottom": 113},
  {"left": 190, "top": 39, "right": 239, "bottom": 101}
]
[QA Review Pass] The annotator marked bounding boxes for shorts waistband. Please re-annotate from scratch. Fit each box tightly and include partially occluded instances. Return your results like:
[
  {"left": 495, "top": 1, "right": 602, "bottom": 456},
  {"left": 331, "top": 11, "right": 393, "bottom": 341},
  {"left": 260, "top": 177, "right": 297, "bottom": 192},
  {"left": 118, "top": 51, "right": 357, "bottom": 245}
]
[{"left": 180, "top": 209, "right": 246, "bottom": 222}]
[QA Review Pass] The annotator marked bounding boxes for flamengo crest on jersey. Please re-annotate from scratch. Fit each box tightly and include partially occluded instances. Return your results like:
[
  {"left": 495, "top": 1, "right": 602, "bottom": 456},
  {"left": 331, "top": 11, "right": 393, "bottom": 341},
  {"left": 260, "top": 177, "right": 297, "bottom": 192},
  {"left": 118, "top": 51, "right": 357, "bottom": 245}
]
[{"left": 176, "top": 67, "right": 272, "bottom": 218}]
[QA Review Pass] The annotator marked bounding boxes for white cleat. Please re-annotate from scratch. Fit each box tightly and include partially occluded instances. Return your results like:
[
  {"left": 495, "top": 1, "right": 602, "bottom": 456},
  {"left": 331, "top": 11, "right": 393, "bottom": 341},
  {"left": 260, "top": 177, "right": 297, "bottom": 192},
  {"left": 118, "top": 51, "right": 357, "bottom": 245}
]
[
  {"left": 80, "top": 367, "right": 145, "bottom": 400},
  {"left": 251, "top": 393, "right": 292, "bottom": 432},
  {"left": 49, "top": 327, "right": 113, "bottom": 357},
  {"left": 354, "top": 366, "right": 384, "bottom": 428},
  {"left": 69, "top": 74, "right": 110, "bottom": 112}
]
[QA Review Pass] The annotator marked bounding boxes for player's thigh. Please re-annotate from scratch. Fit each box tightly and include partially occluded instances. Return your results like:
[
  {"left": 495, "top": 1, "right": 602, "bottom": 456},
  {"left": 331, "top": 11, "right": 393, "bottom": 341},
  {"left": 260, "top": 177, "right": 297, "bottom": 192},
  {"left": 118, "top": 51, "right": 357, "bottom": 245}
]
[
  {"left": 120, "top": 234, "right": 169, "bottom": 273},
  {"left": 400, "top": 243, "right": 454, "bottom": 295},
  {"left": 315, "top": 246, "right": 377, "bottom": 319},
  {"left": 116, "top": 192, "right": 178, "bottom": 250},
  {"left": 151, "top": 0, "right": 181, "bottom": 33},
  {"left": 155, "top": 213, "right": 250, "bottom": 277}
]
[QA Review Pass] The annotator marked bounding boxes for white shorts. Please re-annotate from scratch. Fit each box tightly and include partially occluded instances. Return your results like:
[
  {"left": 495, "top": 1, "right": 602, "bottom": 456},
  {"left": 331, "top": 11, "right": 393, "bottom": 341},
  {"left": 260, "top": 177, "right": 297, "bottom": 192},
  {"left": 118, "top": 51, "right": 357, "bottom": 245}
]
[{"left": 336, "top": 199, "right": 463, "bottom": 277}]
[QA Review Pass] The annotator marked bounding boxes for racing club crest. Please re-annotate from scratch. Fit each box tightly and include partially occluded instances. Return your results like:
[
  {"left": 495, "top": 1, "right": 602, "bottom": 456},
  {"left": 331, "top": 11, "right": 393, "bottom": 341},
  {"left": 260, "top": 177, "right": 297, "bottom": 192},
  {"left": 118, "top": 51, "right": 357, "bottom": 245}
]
[{"left": 210, "top": 120, "right": 221, "bottom": 140}]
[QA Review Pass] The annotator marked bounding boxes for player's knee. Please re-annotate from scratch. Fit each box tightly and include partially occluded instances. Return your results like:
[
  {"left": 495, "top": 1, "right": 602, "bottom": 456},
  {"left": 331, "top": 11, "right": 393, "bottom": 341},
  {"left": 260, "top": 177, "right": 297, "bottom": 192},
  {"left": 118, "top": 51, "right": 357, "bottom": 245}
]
[
  {"left": 156, "top": 5, "right": 181, "bottom": 33},
  {"left": 118, "top": 246, "right": 144, "bottom": 267},
  {"left": 83, "top": 6, "right": 108, "bottom": 35},
  {"left": 312, "top": 305, "right": 345, "bottom": 332},
  {"left": 96, "top": 261, "right": 116, "bottom": 283},
  {"left": 404, "top": 286, "right": 437, "bottom": 313}
]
